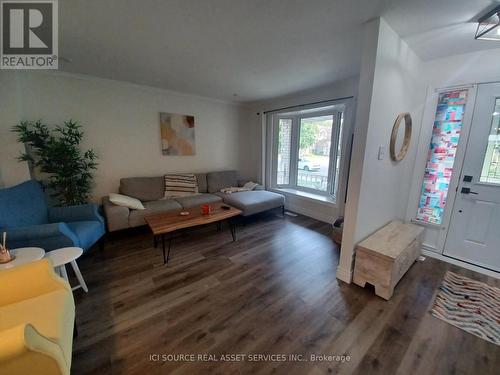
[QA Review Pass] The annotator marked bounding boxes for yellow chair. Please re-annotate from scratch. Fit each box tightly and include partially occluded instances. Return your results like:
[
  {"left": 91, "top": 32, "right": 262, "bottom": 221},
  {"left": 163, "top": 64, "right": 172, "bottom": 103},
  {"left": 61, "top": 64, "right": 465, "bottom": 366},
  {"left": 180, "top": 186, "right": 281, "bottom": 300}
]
[{"left": 0, "top": 259, "right": 75, "bottom": 375}]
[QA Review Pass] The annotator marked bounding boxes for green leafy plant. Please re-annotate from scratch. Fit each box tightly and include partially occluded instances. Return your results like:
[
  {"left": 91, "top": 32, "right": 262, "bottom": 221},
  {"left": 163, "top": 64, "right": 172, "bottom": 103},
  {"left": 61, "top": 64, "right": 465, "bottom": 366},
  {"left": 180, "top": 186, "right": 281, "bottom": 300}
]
[{"left": 12, "top": 120, "right": 98, "bottom": 206}]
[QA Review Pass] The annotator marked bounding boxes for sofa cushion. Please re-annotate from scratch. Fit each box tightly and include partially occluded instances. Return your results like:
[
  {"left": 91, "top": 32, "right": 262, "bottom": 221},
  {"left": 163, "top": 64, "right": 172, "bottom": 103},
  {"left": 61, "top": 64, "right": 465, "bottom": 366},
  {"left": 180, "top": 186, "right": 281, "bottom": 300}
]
[
  {"left": 174, "top": 193, "right": 222, "bottom": 209},
  {"left": 0, "top": 180, "right": 48, "bottom": 229},
  {"left": 195, "top": 173, "right": 208, "bottom": 193},
  {"left": 120, "top": 177, "right": 164, "bottom": 201},
  {"left": 217, "top": 191, "right": 285, "bottom": 216},
  {"left": 128, "top": 199, "right": 182, "bottom": 228},
  {"left": 66, "top": 221, "right": 104, "bottom": 251},
  {"left": 207, "top": 171, "right": 238, "bottom": 193},
  {"left": 0, "top": 289, "right": 75, "bottom": 367}
]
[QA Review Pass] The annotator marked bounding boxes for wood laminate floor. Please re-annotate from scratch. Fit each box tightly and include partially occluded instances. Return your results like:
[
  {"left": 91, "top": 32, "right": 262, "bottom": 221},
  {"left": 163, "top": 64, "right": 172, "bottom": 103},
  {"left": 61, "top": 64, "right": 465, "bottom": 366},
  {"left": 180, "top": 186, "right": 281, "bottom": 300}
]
[{"left": 71, "top": 212, "right": 500, "bottom": 375}]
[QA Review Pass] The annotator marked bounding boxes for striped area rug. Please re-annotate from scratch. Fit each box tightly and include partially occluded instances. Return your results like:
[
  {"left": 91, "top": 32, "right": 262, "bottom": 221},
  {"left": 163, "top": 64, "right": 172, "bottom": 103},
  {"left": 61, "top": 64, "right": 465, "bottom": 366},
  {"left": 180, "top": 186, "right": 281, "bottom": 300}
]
[{"left": 431, "top": 271, "right": 500, "bottom": 345}]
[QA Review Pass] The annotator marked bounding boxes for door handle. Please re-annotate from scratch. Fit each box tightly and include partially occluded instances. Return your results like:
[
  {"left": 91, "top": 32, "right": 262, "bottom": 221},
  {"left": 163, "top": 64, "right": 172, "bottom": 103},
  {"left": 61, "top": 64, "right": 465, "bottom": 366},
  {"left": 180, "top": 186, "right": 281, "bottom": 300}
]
[{"left": 460, "top": 187, "right": 479, "bottom": 195}]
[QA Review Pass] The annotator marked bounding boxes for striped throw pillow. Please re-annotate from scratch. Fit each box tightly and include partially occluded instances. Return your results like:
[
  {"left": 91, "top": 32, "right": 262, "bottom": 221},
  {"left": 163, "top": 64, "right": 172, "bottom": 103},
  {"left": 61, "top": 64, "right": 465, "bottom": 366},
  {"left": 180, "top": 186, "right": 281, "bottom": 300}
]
[{"left": 164, "top": 173, "right": 199, "bottom": 197}]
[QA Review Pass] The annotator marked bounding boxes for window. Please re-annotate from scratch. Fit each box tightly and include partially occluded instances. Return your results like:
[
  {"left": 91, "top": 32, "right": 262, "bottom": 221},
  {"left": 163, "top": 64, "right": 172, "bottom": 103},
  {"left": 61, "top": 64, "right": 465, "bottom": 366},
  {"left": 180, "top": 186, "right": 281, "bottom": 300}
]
[
  {"left": 277, "top": 119, "right": 292, "bottom": 185},
  {"left": 270, "top": 104, "right": 345, "bottom": 200},
  {"left": 479, "top": 98, "right": 500, "bottom": 184},
  {"left": 415, "top": 89, "right": 468, "bottom": 225}
]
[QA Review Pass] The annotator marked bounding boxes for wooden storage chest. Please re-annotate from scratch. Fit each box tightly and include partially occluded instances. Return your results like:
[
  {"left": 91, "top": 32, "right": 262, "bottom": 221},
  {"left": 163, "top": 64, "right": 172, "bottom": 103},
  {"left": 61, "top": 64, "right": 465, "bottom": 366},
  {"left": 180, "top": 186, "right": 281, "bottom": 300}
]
[{"left": 353, "top": 221, "right": 424, "bottom": 300}]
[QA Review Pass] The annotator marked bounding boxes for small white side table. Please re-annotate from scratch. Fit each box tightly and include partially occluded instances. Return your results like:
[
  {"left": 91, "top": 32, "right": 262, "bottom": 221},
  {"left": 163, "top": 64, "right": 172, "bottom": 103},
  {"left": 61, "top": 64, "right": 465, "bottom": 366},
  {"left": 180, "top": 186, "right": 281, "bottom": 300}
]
[
  {"left": 46, "top": 247, "right": 88, "bottom": 293},
  {"left": 0, "top": 247, "right": 45, "bottom": 270}
]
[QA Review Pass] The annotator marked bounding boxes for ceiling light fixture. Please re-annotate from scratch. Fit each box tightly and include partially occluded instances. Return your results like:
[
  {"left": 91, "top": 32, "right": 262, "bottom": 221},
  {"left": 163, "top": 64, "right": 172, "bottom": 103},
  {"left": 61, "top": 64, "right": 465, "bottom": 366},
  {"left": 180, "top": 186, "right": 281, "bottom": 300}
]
[{"left": 475, "top": 5, "right": 500, "bottom": 41}]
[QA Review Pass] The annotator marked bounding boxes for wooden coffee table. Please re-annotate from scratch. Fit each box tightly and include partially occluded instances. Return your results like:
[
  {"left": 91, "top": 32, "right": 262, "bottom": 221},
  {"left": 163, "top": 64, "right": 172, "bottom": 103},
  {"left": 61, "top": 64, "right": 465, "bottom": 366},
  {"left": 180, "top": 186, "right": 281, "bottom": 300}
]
[{"left": 144, "top": 203, "right": 242, "bottom": 264}]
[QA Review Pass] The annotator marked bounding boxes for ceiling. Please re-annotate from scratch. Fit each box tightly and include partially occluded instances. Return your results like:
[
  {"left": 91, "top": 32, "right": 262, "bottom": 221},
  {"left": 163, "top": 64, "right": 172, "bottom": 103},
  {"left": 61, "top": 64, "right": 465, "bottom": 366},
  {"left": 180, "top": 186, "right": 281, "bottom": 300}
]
[{"left": 58, "top": 0, "right": 500, "bottom": 103}]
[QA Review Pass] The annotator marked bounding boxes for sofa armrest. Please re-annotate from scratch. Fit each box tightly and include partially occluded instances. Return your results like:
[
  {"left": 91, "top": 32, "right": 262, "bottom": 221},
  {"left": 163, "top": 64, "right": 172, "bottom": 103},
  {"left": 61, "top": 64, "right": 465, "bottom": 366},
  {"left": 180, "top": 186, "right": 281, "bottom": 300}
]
[
  {"left": 0, "top": 324, "right": 69, "bottom": 375},
  {"left": 48, "top": 203, "right": 104, "bottom": 225},
  {"left": 0, "top": 259, "right": 71, "bottom": 307},
  {"left": 102, "top": 196, "right": 130, "bottom": 232}
]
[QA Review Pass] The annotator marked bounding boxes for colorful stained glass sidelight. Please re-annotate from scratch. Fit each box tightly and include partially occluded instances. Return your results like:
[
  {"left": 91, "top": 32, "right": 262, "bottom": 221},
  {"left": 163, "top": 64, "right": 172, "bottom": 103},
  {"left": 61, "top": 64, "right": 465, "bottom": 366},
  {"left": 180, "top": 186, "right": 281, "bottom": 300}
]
[{"left": 416, "top": 89, "right": 468, "bottom": 225}]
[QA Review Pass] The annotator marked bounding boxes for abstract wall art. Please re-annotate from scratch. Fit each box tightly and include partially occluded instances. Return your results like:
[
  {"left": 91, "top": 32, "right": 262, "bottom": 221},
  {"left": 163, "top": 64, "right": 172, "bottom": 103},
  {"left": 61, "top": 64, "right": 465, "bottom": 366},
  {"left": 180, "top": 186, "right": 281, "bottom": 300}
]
[{"left": 160, "top": 112, "right": 196, "bottom": 156}]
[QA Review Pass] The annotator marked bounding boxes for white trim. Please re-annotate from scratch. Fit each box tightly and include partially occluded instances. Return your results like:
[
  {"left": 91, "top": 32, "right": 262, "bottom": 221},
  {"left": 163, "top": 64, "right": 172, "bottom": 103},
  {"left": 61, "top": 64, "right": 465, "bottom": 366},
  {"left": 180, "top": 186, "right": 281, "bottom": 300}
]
[
  {"left": 286, "top": 202, "right": 334, "bottom": 223},
  {"left": 336, "top": 265, "right": 353, "bottom": 283},
  {"left": 260, "top": 112, "right": 267, "bottom": 185},
  {"left": 421, "top": 242, "right": 439, "bottom": 253},
  {"left": 267, "top": 100, "right": 353, "bottom": 200},
  {"left": 422, "top": 249, "right": 500, "bottom": 280},
  {"left": 273, "top": 188, "right": 336, "bottom": 204}
]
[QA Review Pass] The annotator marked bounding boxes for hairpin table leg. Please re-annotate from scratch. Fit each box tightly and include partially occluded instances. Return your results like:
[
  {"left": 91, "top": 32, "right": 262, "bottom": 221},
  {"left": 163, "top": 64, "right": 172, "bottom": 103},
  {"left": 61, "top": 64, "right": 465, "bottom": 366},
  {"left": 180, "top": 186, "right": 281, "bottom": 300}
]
[
  {"left": 229, "top": 219, "right": 237, "bottom": 242},
  {"left": 161, "top": 232, "right": 173, "bottom": 265}
]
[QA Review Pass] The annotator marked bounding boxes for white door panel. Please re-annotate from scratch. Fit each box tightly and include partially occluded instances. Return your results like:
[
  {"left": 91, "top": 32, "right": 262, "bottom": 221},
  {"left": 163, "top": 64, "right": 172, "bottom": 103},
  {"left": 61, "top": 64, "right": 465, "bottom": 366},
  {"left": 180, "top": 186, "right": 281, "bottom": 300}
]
[{"left": 444, "top": 82, "right": 500, "bottom": 272}]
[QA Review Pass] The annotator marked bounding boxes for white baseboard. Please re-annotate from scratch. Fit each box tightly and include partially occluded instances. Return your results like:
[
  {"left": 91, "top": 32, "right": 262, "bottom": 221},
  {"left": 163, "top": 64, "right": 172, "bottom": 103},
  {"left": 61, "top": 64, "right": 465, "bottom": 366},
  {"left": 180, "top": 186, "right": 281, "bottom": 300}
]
[
  {"left": 285, "top": 203, "right": 333, "bottom": 223},
  {"left": 422, "top": 249, "right": 500, "bottom": 279},
  {"left": 336, "top": 265, "right": 352, "bottom": 283}
]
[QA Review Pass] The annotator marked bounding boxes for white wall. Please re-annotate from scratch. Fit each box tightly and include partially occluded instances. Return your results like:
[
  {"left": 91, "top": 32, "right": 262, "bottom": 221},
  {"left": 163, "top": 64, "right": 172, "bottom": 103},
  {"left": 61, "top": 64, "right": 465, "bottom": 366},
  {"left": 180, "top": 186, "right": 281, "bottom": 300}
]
[
  {"left": 405, "top": 47, "right": 500, "bottom": 254},
  {"left": 238, "top": 108, "right": 261, "bottom": 180},
  {"left": 423, "top": 48, "right": 500, "bottom": 89},
  {"left": 338, "top": 18, "right": 426, "bottom": 282},
  {"left": 249, "top": 77, "right": 359, "bottom": 113},
  {"left": 0, "top": 74, "right": 30, "bottom": 187},
  {"left": 0, "top": 71, "right": 246, "bottom": 201}
]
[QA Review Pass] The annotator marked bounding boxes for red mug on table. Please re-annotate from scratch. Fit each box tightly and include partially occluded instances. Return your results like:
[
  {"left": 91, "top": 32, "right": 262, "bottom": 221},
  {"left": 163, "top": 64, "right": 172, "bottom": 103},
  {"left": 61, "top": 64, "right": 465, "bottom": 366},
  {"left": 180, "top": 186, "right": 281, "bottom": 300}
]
[{"left": 201, "top": 204, "right": 211, "bottom": 215}]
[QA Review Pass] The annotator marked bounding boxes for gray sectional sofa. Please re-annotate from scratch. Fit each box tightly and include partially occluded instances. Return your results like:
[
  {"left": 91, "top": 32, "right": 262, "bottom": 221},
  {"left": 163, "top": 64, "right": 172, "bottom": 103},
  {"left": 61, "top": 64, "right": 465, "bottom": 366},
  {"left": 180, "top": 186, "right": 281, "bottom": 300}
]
[{"left": 103, "top": 170, "right": 285, "bottom": 232}]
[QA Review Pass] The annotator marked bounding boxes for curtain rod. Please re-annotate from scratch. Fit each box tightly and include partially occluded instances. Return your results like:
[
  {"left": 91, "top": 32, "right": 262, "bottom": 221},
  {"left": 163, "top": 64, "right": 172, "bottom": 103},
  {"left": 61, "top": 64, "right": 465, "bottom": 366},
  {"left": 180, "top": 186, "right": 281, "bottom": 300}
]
[{"left": 261, "top": 96, "right": 353, "bottom": 115}]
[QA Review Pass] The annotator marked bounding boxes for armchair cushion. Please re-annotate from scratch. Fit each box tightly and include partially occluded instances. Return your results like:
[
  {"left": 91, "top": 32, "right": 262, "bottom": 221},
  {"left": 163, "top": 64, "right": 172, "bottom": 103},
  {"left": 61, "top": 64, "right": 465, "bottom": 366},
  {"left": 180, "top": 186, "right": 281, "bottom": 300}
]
[
  {"left": 0, "top": 258, "right": 71, "bottom": 307},
  {"left": 66, "top": 221, "right": 104, "bottom": 251},
  {"left": 0, "top": 180, "right": 48, "bottom": 229},
  {"left": 5, "top": 223, "right": 79, "bottom": 251}
]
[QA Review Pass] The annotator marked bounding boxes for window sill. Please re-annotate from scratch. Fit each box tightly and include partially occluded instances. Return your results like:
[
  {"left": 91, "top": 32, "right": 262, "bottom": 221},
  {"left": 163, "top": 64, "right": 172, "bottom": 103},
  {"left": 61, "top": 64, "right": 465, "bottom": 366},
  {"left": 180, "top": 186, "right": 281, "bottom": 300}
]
[{"left": 272, "top": 188, "right": 336, "bottom": 204}]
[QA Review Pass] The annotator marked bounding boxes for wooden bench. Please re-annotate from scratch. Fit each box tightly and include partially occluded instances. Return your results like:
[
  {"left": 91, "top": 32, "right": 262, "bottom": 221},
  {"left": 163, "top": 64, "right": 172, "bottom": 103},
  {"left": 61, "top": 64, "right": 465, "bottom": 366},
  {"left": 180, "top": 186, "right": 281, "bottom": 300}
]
[{"left": 353, "top": 221, "right": 424, "bottom": 300}]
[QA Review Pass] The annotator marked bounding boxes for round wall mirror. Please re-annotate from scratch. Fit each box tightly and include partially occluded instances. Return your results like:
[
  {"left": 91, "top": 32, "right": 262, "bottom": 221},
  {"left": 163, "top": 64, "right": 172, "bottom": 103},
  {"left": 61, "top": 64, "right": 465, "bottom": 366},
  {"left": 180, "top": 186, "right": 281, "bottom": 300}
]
[{"left": 390, "top": 112, "right": 412, "bottom": 161}]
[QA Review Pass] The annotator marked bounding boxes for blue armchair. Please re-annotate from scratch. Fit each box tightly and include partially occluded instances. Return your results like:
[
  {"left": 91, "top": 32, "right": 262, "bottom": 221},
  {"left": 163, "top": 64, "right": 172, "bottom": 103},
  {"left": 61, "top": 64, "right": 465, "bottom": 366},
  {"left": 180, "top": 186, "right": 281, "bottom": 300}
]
[{"left": 0, "top": 180, "right": 105, "bottom": 252}]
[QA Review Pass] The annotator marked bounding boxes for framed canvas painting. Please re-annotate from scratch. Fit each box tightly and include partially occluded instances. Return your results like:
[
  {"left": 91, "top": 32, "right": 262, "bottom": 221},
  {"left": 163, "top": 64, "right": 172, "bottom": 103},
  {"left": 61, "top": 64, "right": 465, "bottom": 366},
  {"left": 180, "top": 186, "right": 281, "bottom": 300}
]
[{"left": 160, "top": 112, "right": 196, "bottom": 155}]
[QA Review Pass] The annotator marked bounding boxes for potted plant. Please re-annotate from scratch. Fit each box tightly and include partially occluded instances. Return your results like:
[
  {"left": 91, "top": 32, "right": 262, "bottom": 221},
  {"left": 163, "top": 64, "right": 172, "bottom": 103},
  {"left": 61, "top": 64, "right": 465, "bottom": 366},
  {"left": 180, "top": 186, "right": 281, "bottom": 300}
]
[{"left": 12, "top": 120, "right": 98, "bottom": 206}]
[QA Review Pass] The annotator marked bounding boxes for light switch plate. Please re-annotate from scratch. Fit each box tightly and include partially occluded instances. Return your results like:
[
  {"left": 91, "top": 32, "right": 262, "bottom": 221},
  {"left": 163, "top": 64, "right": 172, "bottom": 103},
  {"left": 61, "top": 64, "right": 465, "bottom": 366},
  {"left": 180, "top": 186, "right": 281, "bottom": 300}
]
[{"left": 378, "top": 145, "right": 386, "bottom": 160}]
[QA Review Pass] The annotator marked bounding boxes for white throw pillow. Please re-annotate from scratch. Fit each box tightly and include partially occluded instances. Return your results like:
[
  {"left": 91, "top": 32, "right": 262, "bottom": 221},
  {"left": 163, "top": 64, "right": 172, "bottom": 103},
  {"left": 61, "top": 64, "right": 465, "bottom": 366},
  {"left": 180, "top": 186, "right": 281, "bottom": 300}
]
[
  {"left": 243, "top": 181, "right": 258, "bottom": 190},
  {"left": 109, "top": 193, "right": 145, "bottom": 210}
]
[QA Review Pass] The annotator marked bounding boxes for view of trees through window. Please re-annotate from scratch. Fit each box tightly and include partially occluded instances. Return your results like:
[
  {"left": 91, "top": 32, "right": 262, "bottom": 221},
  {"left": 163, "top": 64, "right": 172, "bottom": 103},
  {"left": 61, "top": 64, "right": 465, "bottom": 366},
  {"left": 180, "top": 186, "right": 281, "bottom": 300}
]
[{"left": 297, "top": 115, "right": 333, "bottom": 191}]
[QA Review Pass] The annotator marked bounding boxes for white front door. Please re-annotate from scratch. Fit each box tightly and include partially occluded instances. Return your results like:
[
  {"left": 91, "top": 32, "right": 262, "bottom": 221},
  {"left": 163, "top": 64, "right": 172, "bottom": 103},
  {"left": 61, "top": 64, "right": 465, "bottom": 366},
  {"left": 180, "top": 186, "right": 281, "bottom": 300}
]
[{"left": 444, "top": 83, "right": 500, "bottom": 272}]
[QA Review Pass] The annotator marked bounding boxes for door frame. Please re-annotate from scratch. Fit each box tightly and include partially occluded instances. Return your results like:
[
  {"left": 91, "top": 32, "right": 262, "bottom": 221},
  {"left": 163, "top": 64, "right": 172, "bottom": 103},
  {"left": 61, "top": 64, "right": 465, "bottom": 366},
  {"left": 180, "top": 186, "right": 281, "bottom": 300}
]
[
  {"left": 406, "top": 84, "right": 478, "bottom": 254},
  {"left": 443, "top": 82, "right": 500, "bottom": 272}
]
